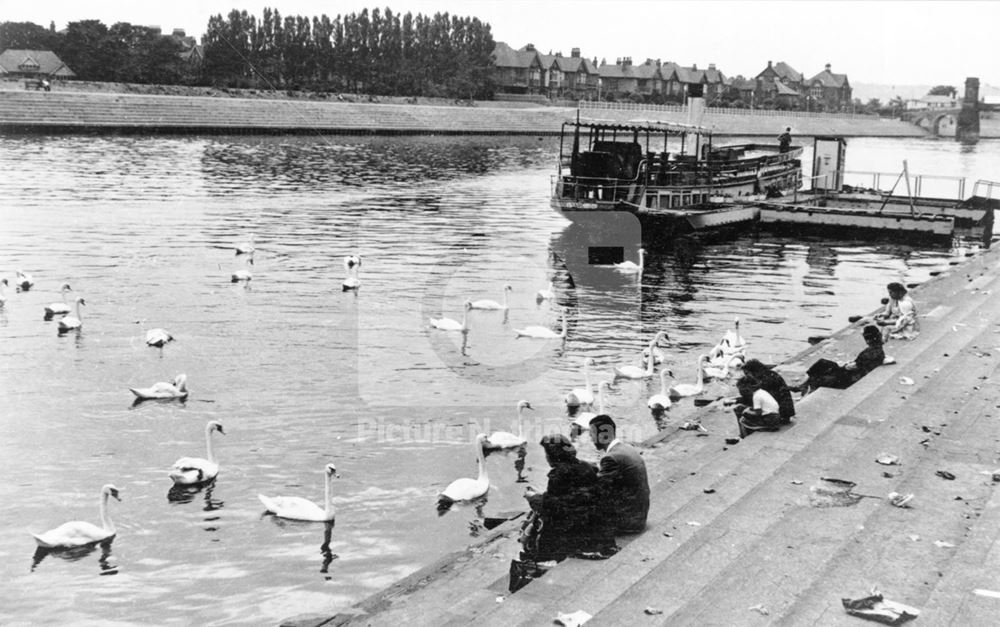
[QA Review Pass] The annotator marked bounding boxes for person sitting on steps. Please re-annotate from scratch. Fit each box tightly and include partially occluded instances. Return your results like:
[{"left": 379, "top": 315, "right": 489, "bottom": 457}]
[
  {"left": 733, "top": 374, "right": 782, "bottom": 438},
  {"left": 798, "top": 325, "right": 885, "bottom": 396}
]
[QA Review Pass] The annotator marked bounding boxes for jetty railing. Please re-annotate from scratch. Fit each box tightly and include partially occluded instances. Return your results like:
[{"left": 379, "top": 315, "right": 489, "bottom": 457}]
[{"left": 841, "top": 170, "right": 968, "bottom": 200}]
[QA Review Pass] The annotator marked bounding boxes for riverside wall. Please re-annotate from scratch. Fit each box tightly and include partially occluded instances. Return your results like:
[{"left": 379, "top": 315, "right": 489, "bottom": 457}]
[{"left": 0, "top": 88, "right": 937, "bottom": 138}]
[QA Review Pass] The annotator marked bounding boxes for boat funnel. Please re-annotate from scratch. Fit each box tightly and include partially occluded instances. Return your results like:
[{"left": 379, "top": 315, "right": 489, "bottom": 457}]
[{"left": 686, "top": 84, "right": 706, "bottom": 126}]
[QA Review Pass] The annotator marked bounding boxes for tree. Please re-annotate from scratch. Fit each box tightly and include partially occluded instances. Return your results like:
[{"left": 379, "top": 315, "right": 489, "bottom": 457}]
[
  {"left": 928, "top": 85, "right": 956, "bottom": 97},
  {"left": 0, "top": 21, "right": 59, "bottom": 51}
]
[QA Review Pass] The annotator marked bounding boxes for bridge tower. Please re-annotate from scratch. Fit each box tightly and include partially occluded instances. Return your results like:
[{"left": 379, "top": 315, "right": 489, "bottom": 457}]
[{"left": 957, "top": 77, "right": 980, "bottom": 142}]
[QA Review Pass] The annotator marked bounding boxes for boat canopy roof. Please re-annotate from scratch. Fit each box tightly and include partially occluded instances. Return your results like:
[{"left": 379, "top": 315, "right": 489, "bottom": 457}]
[{"left": 564, "top": 116, "right": 710, "bottom": 136}]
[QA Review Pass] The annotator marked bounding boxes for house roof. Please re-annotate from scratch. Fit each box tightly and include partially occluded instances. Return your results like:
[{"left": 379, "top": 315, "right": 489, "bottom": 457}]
[
  {"left": 919, "top": 95, "right": 956, "bottom": 105},
  {"left": 631, "top": 62, "right": 661, "bottom": 80},
  {"left": 756, "top": 61, "right": 801, "bottom": 83},
  {"left": 808, "top": 68, "right": 849, "bottom": 88},
  {"left": 598, "top": 62, "right": 634, "bottom": 79},
  {"left": 775, "top": 81, "right": 800, "bottom": 96},
  {"left": 492, "top": 41, "right": 542, "bottom": 69},
  {"left": 0, "top": 49, "right": 75, "bottom": 77},
  {"left": 728, "top": 76, "right": 756, "bottom": 91},
  {"left": 773, "top": 62, "right": 802, "bottom": 82},
  {"left": 552, "top": 55, "right": 597, "bottom": 74}
]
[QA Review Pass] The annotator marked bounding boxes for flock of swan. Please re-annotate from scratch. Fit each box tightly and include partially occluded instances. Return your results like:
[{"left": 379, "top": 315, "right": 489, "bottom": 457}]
[{"left": 7, "top": 242, "right": 749, "bottom": 554}]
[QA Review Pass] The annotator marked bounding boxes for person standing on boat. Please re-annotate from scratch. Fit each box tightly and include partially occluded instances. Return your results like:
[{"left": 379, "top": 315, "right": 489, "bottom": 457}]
[{"left": 778, "top": 127, "right": 792, "bottom": 153}]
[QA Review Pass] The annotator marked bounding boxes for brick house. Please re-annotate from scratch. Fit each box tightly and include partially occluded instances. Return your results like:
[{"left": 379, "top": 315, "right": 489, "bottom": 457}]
[
  {"left": 805, "top": 63, "right": 852, "bottom": 111},
  {"left": 661, "top": 63, "right": 726, "bottom": 103},
  {"left": 598, "top": 57, "right": 640, "bottom": 98},
  {"left": 491, "top": 42, "right": 544, "bottom": 94},
  {"left": 754, "top": 60, "right": 802, "bottom": 107},
  {"left": 540, "top": 48, "right": 598, "bottom": 100}
]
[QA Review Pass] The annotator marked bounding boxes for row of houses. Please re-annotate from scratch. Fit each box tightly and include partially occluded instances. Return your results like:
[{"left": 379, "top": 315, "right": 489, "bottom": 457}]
[{"left": 492, "top": 42, "right": 853, "bottom": 111}]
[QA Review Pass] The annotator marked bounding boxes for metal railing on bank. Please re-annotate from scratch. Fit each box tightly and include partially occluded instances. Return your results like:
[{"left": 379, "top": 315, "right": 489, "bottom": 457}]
[{"left": 578, "top": 100, "right": 880, "bottom": 121}]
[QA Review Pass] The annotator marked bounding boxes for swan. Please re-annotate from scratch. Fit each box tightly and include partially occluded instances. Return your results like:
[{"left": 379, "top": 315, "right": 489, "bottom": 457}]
[
  {"left": 614, "top": 249, "right": 645, "bottom": 274},
  {"left": 342, "top": 255, "right": 361, "bottom": 291},
  {"left": 487, "top": 400, "right": 532, "bottom": 451},
  {"left": 430, "top": 300, "right": 472, "bottom": 332},
  {"left": 614, "top": 336, "right": 659, "bottom": 380},
  {"left": 702, "top": 352, "right": 744, "bottom": 380},
  {"left": 536, "top": 281, "right": 555, "bottom": 302},
  {"left": 57, "top": 297, "right": 85, "bottom": 333},
  {"left": 235, "top": 233, "right": 256, "bottom": 255},
  {"left": 565, "top": 357, "right": 596, "bottom": 408},
  {"left": 43, "top": 283, "right": 73, "bottom": 318},
  {"left": 648, "top": 369, "right": 673, "bottom": 413},
  {"left": 169, "top": 421, "right": 225, "bottom": 485},
  {"left": 16, "top": 269, "right": 34, "bottom": 291},
  {"left": 437, "top": 434, "right": 490, "bottom": 512},
  {"left": 572, "top": 380, "right": 611, "bottom": 433},
  {"left": 259, "top": 463, "right": 339, "bottom": 522},
  {"left": 130, "top": 373, "right": 188, "bottom": 401},
  {"left": 0, "top": 278, "right": 7, "bottom": 308},
  {"left": 717, "top": 317, "right": 748, "bottom": 355},
  {"left": 668, "top": 357, "right": 706, "bottom": 399},
  {"left": 32, "top": 484, "right": 121, "bottom": 548},
  {"left": 146, "top": 328, "right": 174, "bottom": 347},
  {"left": 514, "top": 307, "right": 568, "bottom": 339},
  {"left": 641, "top": 331, "right": 670, "bottom": 365},
  {"left": 470, "top": 284, "right": 512, "bottom": 310}
]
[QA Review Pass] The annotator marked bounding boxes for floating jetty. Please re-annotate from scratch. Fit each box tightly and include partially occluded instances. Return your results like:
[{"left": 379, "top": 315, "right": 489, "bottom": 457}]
[{"left": 284, "top": 243, "right": 1000, "bottom": 626}]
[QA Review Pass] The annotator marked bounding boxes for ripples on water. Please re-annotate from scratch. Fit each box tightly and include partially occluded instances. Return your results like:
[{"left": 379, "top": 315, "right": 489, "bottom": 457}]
[{"left": 0, "top": 133, "right": 994, "bottom": 624}]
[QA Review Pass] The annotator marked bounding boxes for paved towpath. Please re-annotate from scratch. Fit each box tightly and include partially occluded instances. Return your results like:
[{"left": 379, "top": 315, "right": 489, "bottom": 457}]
[{"left": 284, "top": 243, "right": 1000, "bottom": 626}]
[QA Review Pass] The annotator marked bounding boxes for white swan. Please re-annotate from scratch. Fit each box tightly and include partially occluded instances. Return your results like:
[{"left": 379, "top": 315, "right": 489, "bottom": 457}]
[
  {"left": 487, "top": 400, "right": 532, "bottom": 450},
  {"left": 717, "top": 317, "right": 748, "bottom": 355},
  {"left": 130, "top": 373, "right": 188, "bottom": 401},
  {"left": 342, "top": 255, "right": 361, "bottom": 291},
  {"left": 437, "top": 434, "right": 490, "bottom": 512},
  {"left": 668, "top": 357, "right": 706, "bottom": 399},
  {"left": 614, "top": 249, "right": 645, "bottom": 274},
  {"left": 43, "top": 283, "right": 73, "bottom": 318},
  {"left": 57, "top": 297, "right": 85, "bottom": 333},
  {"left": 514, "top": 307, "right": 568, "bottom": 339},
  {"left": 169, "top": 421, "right": 225, "bottom": 485},
  {"left": 536, "top": 281, "right": 555, "bottom": 302},
  {"left": 16, "top": 269, "right": 34, "bottom": 291},
  {"left": 259, "top": 463, "right": 339, "bottom": 522},
  {"left": 0, "top": 278, "right": 7, "bottom": 308},
  {"left": 648, "top": 369, "right": 674, "bottom": 412},
  {"left": 702, "top": 352, "right": 743, "bottom": 380},
  {"left": 146, "top": 328, "right": 174, "bottom": 347},
  {"left": 565, "top": 357, "right": 596, "bottom": 408},
  {"left": 32, "top": 484, "right": 121, "bottom": 548},
  {"left": 470, "top": 284, "right": 512, "bottom": 310},
  {"left": 573, "top": 380, "right": 611, "bottom": 432},
  {"left": 615, "top": 336, "right": 659, "bottom": 380},
  {"left": 235, "top": 233, "right": 256, "bottom": 255},
  {"left": 430, "top": 300, "right": 472, "bottom": 332},
  {"left": 641, "top": 331, "right": 670, "bottom": 365}
]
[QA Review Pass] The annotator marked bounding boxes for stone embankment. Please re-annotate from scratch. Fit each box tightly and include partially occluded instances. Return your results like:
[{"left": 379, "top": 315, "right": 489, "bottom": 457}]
[
  {"left": 285, "top": 244, "right": 1000, "bottom": 626},
  {"left": 0, "top": 87, "right": 930, "bottom": 137}
]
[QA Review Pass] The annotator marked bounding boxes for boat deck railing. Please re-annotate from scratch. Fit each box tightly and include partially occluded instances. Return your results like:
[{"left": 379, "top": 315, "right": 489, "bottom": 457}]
[{"left": 839, "top": 170, "right": 968, "bottom": 200}]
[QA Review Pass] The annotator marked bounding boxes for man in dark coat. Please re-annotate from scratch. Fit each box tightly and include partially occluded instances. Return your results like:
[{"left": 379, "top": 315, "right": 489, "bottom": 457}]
[
  {"left": 800, "top": 325, "right": 885, "bottom": 394},
  {"left": 588, "top": 415, "right": 650, "bottom": 534}
]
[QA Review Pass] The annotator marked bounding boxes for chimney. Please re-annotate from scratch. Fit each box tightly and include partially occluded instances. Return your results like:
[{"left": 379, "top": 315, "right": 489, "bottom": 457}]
[
  {"left": 825, "top": 63, "right": 831, "bottom": 72},
  {"left": 624, "top": 57, "right": 632, "bottom": 67},
  {"left": 616, "top": 57, "right": 622, "bottom": 65},
  {"left": 172, "top": 28, "right": 186, "bottom": 37},
  {"left": 525, "top": 43, "right": 535, "bottom": 51},
  {"left": 692, "top": 63, "right": 697, "bottom": 71},
  {"left": 767, "top": 60, "right": 772, "bottom": 68},
  {"left": 571, "top": 47, "right": 580, "bottom": 58},
  {"left": 709, "top": 63, "right": 716, "bottom": 70}
]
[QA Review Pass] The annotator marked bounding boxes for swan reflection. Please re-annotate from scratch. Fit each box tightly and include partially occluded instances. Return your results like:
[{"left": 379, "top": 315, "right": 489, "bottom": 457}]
[
  {"left": 320, "top": 522, "right": 338, "bottom": 576},
  {"left": 167, "top": 482, "right": 224, "bottom": 513},
  {"left": 31, "top": 539, "right": 117, "bottom": 575}
]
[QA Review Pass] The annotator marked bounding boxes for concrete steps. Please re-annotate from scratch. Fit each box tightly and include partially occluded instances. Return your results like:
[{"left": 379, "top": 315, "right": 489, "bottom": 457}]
[{"left": 433, "top": 254, "right": 1000, "bottom": 626}]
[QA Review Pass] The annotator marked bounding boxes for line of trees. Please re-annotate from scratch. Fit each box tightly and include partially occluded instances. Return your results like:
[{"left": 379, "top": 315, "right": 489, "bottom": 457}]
[
  {"left": 202, "top": 8, "right": 495, "bottom": 98},
  {"left": 0, "top": 7, "right": 498, "bottom": 99}
]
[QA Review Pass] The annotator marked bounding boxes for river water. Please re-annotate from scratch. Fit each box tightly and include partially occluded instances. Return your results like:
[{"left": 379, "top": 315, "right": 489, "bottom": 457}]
[{"left": 1, "top": 133, "right": 997, "bottom": 625}]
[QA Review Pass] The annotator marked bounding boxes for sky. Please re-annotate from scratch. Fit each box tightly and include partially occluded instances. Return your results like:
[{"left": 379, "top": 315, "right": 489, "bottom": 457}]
[{"left": 3, "top": 0, "right": 999, "bottom": 90}]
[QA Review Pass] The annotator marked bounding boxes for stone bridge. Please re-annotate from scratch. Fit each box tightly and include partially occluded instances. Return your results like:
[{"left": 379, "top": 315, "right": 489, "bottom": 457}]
[
  {"left": 902, "top": 107, "right": 963, "bottom": 136},
  {"left": 901, "top": 77, "right": 984, "bottom": 139}
]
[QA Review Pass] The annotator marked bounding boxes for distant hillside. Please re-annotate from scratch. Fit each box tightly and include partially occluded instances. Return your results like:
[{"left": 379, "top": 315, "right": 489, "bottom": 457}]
[{"left": 853, "top": 82, "right": 1000, "bottom": 104}]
